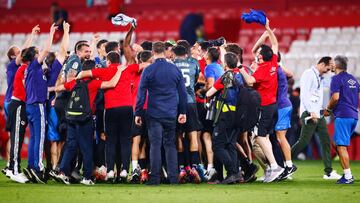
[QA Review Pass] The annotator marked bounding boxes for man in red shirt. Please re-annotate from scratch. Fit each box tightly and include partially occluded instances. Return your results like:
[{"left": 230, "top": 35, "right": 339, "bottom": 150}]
[
  {"left": 239, "top": 18, "right": 284, "bottom": 183},
  {"left": 77, "top": 51, "right": 139, "bottom": 182},
  {"left": 129, "top": 50, "right": 152, "bottom": 183},
  {"left": 55, "top": 59, "right": 124, "bottom": 185}
]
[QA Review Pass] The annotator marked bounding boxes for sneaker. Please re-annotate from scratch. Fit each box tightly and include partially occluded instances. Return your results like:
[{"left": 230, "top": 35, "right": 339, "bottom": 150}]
[
  {"left": 261, "top": 168, "right": 271, "bottom": 182},
  {"left": 190, "top": 167, "right": 201, "bottom": 184},
  {"left": 10, "top": 173, "right": 29, "bottom": 184},
  {"left": 196, "top": 164, "right": 207, "bottom": 182},
  {"left": 106, "top": 170, "right": 115, "bottom": 182},
  {"left": 56, "top": 172, "right": 70, "bottom": 185},
  {"left": 264, "top": 167, "right": 284, "bottom": 183},
  {"left": 258, "top": 175, "right": 265, "bottom": 182},
  {"left": 178, "top": 168, "right": 187, "bottom": 184},
  {"left": 80, "top": 178, "right": 95, "bottom": 185},
  {"left": 277, "top": 165, "right": 297, "bottom": 181},
  {"left": 140, "top": 169, "right": 149, "bottom": 184},
  {"left": 205, "top": 168, "right": 217, "bottom": 182},
  {"left": 44, "top": 167, "right": 51, "bottom": 182},
  {"left": 49, "top": 169, "right": 59, "bottom": 181},
  {"left": 336, "top": 175, "right": 354, "bottom": 184},
  {"left": 5, "top": 169, "right": 13, "bottom": 178},
  {"left": 70, "top": 170, "right": 82, "bottom": 183},
  {"left": 23, "top": 167, "right": 36, "bottom": 183},
  {"left": 30, "top": 169, "right": 46, "bottom": 184},
  {"left": 130, "top": 167, "right": 141, "bottom": 183},
  {"left": 221, "top": 172, "right": 242, "bottom": 184},
  {"left": 243, "top": 163, "right": 259, "bottom": 183},
  {"left": 1, "top": 167, "right": 8, "bottom": 175},
  {"left": 323, "top": 170, "right": 342, "bottom": 180},
  {"left": 120, "top": 170, "right": 128, "bottom": 179}
]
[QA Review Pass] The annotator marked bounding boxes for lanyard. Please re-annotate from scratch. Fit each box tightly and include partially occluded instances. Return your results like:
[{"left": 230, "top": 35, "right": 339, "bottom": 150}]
[{"left": 312, "top": 68, "right": 321, "bottom": 90}]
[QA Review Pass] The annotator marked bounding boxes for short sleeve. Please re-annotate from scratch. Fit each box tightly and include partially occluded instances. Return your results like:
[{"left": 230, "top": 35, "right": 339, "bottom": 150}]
[
  {"left": 204, "top": 65, "right": 214, "bottom": 79},
  {"left": 213, "top": 78, "right": 224, "bottom": 90},
  {"left": 252, "top": 66, "right": 266, "bottom": 83},
  {"left": 64, "top": 80, "right": 76, "bottom": 91},
  {"left": 330, "top": 76, "right": 341, "bottom": 95},
  {"left": 91, "top": 68, "right": 113, "bottom": 81}
]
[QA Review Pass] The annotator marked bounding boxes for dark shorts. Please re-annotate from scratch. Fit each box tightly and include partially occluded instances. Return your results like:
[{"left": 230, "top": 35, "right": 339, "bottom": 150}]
[
  {"left": 256, "top": 103, "right": 277, "bottom": 137},
  {"left": 197, "top": 102, "right": 213, "bottom": 133},
  {"left": 178, "top": 103, "right": 203, "bottom": 133},
  {"left": 132, "top": 113, "right": 148, "bottom": 138}
]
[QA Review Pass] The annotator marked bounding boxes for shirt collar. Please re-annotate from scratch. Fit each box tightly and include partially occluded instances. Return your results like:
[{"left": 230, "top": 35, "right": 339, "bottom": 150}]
[
  {"left": 311, "top": 66, "right": 320, "bottom": 76},
  {"left": 155, "top": 58, "right": 166, "bottom": 62}
]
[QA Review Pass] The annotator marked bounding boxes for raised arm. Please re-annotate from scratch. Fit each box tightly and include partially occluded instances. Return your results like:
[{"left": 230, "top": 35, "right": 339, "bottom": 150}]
[
  {"left": 281, "top": 66, "right": 294, "bottom": 78},
  {"left": 90, "top": 34, "right": 100, "bottom": 60},
  {"left": 101, "top": 65, "right": 125, "bottom": 89},
  {"left": 57, "top": 21, "right": 70, "bottom": 65},
  {"left": 38, "top": 23, "right": 57, "bottom": 64},
  {"left": 251, "top": 30, "right": 269, "bottom": 57},
  {"left": 123, "top": 26, "right": 136, "bottom": 65},
  {"left": 76, "top": 70, "right": 93, "bottom": 80},
  {"left": 16, "top": 25, "right": 40, "bottom": 65},
  {"left": 265, "top": 18, "right": 278, "bottom": 55}
]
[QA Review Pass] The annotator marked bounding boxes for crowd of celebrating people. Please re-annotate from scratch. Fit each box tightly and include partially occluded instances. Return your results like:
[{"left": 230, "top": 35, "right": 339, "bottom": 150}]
[{"left": 1, "top": 15, "right": 358, "bottom": 185}]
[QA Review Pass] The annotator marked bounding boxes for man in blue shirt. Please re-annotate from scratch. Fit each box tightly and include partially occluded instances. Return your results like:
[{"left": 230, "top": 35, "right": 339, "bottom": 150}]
[
  {"left": 202, "top": 47, "right": 224, "bottom": 181},
  {"left": 325, "top": 55, "right": 360, "bottom": 184},
  {"left": 206, "top": 52, "right": 243, "bottom": 184},
  {"left": 23, "top": 23, "right": 57, "bottom": 184},
  {"left": 135, "top": 41, "right": 187, "bottom": 185},
  {"left": 2, "top": 25, "right": 40, "bottom": 176},
  {"left": 4, "top": 25, "right": 40, "bottom": 119}
]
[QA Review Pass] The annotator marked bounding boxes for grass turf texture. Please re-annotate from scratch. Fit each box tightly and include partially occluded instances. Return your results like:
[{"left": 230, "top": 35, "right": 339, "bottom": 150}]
[{"left": 0, "top": 160, "right": 359, "bottom": 203}]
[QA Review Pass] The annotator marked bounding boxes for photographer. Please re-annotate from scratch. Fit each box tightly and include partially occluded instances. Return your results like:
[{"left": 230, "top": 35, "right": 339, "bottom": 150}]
[{"left": 205, "top": 52, "right": 243, "bottom": 184}]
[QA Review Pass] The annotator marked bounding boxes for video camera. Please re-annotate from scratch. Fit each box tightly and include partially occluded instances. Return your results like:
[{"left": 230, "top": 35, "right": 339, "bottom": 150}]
[{"left": 208, "top": 37, "right": 225, "bottom": 47}]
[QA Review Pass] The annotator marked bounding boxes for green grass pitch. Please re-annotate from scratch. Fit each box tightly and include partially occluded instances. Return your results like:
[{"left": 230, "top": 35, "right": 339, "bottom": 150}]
[{"left": 0, "top": 160, "right": 359, "bottom": 203}]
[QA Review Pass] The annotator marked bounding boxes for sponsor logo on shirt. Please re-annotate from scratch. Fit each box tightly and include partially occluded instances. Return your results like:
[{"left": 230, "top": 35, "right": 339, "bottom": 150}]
[
  {"left": 270, "top": 66, "right": 277, "bottom": 76},
  {"left": 72, "top": 62, "right": 79, "bottom": 70},
  {"left": 348, "top": 79, "right": 357, "bottom": 88}
]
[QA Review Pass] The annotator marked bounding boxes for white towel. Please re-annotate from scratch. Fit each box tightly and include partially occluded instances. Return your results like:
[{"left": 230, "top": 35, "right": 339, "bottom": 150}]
[{"left": 111, "top": 13, "right": 137, "bottom": 28}]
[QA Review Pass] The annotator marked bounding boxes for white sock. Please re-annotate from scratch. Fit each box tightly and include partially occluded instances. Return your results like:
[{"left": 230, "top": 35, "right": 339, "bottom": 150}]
[
  {"left": 207, "top": 164, "right": 214, "bottom": 170},
  {"left": 270, "top": 163, "right": 278, "bottom": 170},
  {"left": 344, "top": 168, "right": 352, "bottom": 180},
  {"left": 285, "top": 160, "right": 293, "bottom": 168},
  {"left": 132, "top": 160, "right": 138, "bottom": 172}
]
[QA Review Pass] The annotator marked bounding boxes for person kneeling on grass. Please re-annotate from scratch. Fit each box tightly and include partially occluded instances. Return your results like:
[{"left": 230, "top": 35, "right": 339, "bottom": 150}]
[
  {"left": 54, "top": 60, "right": 125, "bottom": 185},
  {"left": 325, "top": 55, "right": 359, "bottom": 184}
]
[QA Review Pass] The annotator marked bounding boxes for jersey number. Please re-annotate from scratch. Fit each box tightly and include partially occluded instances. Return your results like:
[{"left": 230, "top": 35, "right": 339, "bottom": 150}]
[{"left": 181, "top": 69, "right": 191, "bottom": 87}]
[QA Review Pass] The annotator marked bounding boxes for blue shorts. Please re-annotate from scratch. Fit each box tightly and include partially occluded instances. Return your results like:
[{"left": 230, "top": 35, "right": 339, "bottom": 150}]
[
  {"left": 47, "top": 106, "right": 60, "bottom": 142},
  {"left": 4, "top": 101, "right": 10, "bottom": 119},
  {"left": 275, "top": 106, "right": 292, "bottom": 131},
  {"left": 333, "top": 118, "right": 357, "bottom": 146}
]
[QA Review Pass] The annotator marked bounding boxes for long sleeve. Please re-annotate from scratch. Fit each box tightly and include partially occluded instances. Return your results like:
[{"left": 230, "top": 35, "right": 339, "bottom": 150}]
[
  {"left": 300, "top": 70, "right": 315, "bottom": 113},
  {"left": 177, "top": 70, "right": 188, "bottom": 114},
  {"left": 135, "top": 68, "right": 148, "bottom": 116}
]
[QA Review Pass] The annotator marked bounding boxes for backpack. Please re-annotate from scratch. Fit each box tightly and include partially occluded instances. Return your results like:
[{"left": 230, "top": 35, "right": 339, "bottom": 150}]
[
  {"left": 234, "top": 84, "right": 261, "bottom": 133},
  {"left": 65, "top": 80, "right": 92, "bottom": 122}
]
